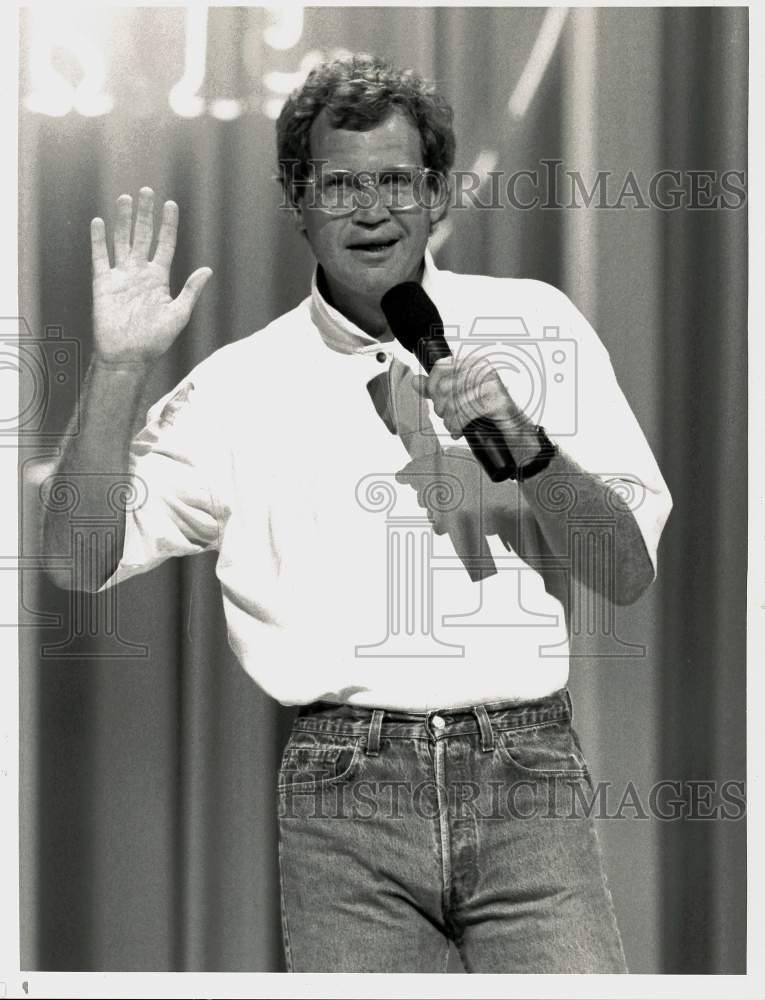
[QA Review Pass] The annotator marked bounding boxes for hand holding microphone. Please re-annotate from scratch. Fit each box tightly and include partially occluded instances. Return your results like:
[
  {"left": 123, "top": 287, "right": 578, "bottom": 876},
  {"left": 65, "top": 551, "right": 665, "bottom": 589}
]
[{"left": 381, "top": 282, "right": 551, "bottom": 483}]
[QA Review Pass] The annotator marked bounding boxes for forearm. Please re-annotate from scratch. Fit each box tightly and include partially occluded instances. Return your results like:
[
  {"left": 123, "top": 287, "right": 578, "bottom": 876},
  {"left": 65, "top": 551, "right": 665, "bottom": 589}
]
[
  {"left": 42, "top": 358, "right": 152, "bottom": 592},
  {"left": 415, "top": 317, "right": 658, "bottom": 606},
  {"left": 514, "top": 437, "right": 654, "bottom": 606}
]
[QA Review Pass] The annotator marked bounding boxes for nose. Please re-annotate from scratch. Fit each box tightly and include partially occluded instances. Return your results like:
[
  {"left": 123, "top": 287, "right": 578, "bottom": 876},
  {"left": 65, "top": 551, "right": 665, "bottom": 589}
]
[{"left": 352, "top": 192, "right": 392, "bottom": 227}]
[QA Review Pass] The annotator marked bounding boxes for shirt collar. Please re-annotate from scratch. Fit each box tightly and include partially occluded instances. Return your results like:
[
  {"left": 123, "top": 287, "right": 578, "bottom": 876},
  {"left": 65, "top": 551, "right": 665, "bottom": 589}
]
[{"left": 309, "top": 248, "right": 440, "bottom": 358}]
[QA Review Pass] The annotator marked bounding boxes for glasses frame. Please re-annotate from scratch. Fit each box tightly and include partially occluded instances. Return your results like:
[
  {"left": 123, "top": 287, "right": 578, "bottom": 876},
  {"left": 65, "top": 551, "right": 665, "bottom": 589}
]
[{"left": 301, "top": 163, "right": 448, "bottom": 217}]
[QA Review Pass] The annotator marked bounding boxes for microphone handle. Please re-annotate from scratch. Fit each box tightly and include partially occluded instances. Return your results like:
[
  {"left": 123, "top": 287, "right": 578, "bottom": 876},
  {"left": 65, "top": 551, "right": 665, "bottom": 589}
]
[
  {"left": 462, "top": 417, "right": 519, "bottom": 483},
  {"left": 416, "top": 337, "right": 519, "bottom": 484}
]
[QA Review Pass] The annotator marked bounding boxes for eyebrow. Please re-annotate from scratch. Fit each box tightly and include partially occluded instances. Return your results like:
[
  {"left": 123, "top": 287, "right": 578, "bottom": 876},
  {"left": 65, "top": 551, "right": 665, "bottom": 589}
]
[{"left": 319, "top": 165, "right": 421, "bottom": 175}]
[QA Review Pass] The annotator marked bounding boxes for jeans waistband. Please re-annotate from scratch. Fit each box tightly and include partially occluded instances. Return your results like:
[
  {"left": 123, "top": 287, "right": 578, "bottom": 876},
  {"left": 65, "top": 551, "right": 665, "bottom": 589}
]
[{"left": 294, "top": 688, "right": 573, "bottom": 755}]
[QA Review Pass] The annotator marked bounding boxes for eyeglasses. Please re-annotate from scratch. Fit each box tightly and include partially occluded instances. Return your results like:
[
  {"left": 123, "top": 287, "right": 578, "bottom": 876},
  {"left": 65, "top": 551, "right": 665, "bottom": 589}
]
[{"left": 302, "top": 165, "right": 447, "bottom": 216}]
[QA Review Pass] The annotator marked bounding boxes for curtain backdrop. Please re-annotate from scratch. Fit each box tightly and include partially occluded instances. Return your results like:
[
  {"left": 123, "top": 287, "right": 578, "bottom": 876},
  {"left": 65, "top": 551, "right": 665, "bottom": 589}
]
[{"left": 19, "top": 6, "right": 747, "bottom": 974}]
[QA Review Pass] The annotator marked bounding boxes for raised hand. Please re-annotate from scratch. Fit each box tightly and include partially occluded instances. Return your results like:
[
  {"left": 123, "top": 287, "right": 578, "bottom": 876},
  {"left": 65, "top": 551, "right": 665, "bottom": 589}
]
[{"left": 90, "top": 187, "right": 212, "bottom": 368}]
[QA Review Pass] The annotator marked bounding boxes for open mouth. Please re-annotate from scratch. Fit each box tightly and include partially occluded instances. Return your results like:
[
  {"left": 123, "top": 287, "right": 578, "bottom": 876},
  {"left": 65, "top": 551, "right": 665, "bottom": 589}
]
[{"left": 348, "top": 238, "right": 399, "bottom": 253}]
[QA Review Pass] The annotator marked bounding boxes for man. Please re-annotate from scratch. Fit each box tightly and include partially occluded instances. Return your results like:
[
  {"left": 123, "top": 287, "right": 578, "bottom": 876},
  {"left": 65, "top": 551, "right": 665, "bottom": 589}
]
[{"left": 44, "top": 54, "right": 672, "bottom": 973}]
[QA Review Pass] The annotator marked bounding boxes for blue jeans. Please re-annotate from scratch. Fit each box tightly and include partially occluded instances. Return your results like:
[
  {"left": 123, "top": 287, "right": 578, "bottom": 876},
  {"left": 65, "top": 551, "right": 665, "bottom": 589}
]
[{"left": 276, "top": 688, "right": 628, "bottom": 973}]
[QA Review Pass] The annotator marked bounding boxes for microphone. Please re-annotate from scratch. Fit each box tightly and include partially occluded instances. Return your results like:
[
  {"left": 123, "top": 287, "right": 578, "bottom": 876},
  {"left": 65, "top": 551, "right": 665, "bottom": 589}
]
[{"left": 380, "top": 282, "right": 520, "bottom": 483}]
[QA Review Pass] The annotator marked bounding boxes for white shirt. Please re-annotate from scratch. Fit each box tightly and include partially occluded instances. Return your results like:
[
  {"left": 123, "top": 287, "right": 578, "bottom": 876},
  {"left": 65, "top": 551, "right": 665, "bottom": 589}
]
[{"left": 102, "top": 252, "right": 672, "bottom": 710}]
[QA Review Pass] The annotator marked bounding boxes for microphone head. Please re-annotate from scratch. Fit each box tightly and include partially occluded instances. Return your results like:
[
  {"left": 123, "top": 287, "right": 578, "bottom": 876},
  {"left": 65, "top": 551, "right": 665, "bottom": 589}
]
[{"left": 380, "top": 281, "right": 444, "bottom": 354}]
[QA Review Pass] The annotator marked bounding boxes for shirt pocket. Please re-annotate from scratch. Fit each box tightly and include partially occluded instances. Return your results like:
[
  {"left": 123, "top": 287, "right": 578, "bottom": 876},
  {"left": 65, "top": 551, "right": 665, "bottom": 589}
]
[
  {"left": 495, "top": 720, "right": 589, "bottom": 779},
  {"left": 277, "top": 735, "right": 361, "bottom": 792}
]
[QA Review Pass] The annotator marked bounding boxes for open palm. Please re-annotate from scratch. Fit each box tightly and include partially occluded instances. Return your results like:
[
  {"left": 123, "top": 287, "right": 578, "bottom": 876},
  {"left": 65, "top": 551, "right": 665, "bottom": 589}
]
[{"left": 91, "top": 187, "right": 212, "bottom": 367}]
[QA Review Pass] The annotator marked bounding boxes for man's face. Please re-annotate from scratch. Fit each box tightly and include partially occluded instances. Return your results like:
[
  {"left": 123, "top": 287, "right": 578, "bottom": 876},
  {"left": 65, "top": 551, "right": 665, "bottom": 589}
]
[{"left": 295, "top": 109, "right": 445, "bottom": 314}]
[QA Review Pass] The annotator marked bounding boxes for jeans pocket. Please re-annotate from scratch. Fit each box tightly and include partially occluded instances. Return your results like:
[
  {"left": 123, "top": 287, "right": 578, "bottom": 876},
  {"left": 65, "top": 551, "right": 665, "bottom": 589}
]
[
  {"left": 496, "top": 720, "right": 589, "bottom": 779},
  {"left": 277, "top": 734, "right": 361, "bottom": 792}
]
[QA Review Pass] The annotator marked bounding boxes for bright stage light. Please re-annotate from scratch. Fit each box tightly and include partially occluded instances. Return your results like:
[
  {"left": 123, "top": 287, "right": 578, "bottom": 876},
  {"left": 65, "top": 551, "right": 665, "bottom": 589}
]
[
  {"left": 262, "top": 97, "right": 286, "bottom": 121},
  {"left": 262, "top": 50, "right": 324, "bottom": 117},
  {"left": 264, "top": 7, "right": 304, "bottom": 52},
  {"left": 168, "top": 6, "right": 208, "bottom": 118},
  {"left": 470, "top": 150, "right": 500, "bottom": 190},
  {"left": 263, "top": 50, "right": 324, "bottom": 96},
  {"left": 508, "top": 8, "right": 569, "bottom": 120},
  {"left": 210, "top": 98, "right": 244, "bottom": 122},
  {"left": 24, "top": 9, "right": 114, "bottom": 118}
]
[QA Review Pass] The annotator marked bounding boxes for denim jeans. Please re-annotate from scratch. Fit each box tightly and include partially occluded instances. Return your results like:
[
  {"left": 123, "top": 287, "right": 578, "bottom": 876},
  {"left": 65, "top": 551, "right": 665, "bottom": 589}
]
[{"left": 276, "top": 688, "right": 628, "bottom": 973}]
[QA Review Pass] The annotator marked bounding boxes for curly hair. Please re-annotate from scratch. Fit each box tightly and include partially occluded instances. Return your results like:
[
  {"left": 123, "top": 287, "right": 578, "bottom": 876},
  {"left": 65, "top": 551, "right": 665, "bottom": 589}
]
[{"left": 276, "top": 54, "right": 456, "bottom": 205}]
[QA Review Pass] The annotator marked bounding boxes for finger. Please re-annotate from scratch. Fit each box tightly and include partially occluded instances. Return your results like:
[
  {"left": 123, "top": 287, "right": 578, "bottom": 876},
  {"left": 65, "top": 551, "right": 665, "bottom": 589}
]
[
  {"left": 427, "top": 394, "right": 445, "bottom": 422},
  {"left": 464, "top": 357, "right": 496, "bottom": 406},
  {"left": 428, "top": 506, "right": 445, "bottom": 533},
  {"left": 90, "top": 217, "right": 110, "bottom": 277},
  {"left": 434, "top": 359, "right": 455, "bottom": 390},
  {"left": 174, "top": 266, "right": 213, "bottom": 318},
  {"left": 132, "top": 186, "right": 155, "bottom": 259},
  {"left": 451, "top": 362, "right": 472, "bottom": 402},
  {"left": 452, "top": 356, "right": 487, "bottom": 408},
  {"left": 152, "top": 200, "right": 179, "bottom": 270},
  {"left": 452, "top": 388, "right": 477, "bottom": 428},
  {"left": 114, "top": 194, "right": 132, "bottom": 265},
  {"left": 395, "top": 458, "right": 418, "bottom": 480},
  {"left": 432, "top": 356, "right": 453, "bottom": 375},
  {"left": 412, "top": 374, "right": 429, "bottom": 398},
  {"left": 429, "top": 367, "right": 453, "bottom": 404},
  {"left": 441, "top": 408, "right": 463, "bottom": 438}
]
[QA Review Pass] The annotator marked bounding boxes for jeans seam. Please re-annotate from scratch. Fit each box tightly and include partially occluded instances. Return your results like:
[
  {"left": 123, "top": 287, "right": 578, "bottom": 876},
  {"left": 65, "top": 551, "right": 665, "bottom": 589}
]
[
  {"left": 276, "top": 823, "right": 294, "bottom": 972},
  {"left": 289, "top": 722, "right": 568, "bottom": 740},
  {"left": 433, "top": 739, "right": 452, "bottom": 924},
  {"left": 452, "top": 926, "right": 471, "bottom": 973},
  {"left": 586, "top": 817, "right": 629, "bottom": 972},
  {"left": 276, "top": 741, "right": 361, "bottom": 792},
  {"left": 495, "top": 716, "right": 571, "bottom": 736}
]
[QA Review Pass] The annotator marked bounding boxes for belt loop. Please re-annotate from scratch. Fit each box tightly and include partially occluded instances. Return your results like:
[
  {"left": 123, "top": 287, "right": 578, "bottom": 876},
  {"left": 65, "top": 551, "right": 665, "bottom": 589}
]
[
  {"left": 472, "top": 704, "right": 495, "bottom": 752},
  {"left": 564, "top": 687, "right": 574, "bottom": 720},
  {"left": 366, "top": 709, "right": 384, "bottom": 756}
]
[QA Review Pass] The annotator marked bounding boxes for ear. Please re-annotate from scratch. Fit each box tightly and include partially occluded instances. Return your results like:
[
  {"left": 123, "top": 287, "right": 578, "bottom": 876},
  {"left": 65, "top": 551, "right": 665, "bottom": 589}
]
[{"left": 290, "top": 201, "right": 306, "bottom": 233}]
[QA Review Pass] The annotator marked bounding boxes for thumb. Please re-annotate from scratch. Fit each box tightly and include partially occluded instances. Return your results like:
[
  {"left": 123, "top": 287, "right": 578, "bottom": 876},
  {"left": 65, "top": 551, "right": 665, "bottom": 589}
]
[
  {"left": 175, "top": 266, "right": 213, "bottom": 317},
  {"left": 412, "top": 374, "right": 429, "bottom": 398},
  {"left": 395, "top": 459, "right": 417, "bottom": 482}
]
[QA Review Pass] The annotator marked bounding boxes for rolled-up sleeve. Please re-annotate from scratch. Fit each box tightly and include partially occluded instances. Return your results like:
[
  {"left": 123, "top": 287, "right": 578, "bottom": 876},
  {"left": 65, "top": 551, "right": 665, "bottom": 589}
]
[
  {"left": 552, "top": 292, "right": 673, "bottom": 577},
  {"left": 98, "top": 378, "right": 221, "bottom": 591}
]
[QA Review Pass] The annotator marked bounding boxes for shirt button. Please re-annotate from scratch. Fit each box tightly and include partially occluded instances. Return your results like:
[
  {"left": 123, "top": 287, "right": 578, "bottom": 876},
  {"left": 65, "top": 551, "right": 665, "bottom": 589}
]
[
  {"left": 376, "top": 351, "right": 387, "bottom": 363},
  {"left": 431, "top": 714, "right": 446, "bottom": 730}
]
